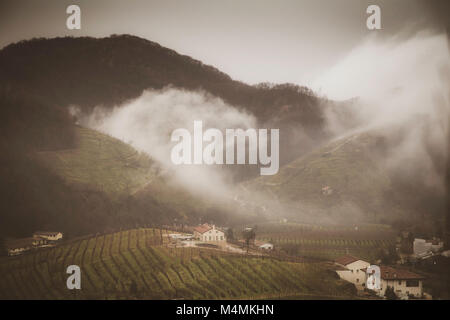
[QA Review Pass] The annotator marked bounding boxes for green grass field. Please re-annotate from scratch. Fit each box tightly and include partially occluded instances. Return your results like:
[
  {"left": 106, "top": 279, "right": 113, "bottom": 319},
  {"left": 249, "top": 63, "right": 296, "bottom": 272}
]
[{"left": 0, "top": 228, "right": 357, "bottom": 300}]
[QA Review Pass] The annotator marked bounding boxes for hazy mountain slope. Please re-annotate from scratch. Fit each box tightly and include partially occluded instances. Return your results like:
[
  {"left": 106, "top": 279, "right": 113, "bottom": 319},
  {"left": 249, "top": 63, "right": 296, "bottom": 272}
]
[
  {"left": 0, "top": 124, "right": 208, "bottom": 237},
  {"left": 37, "top": 126, "right": 156, "bottom": 196},
  {"left": 245, "top": 130, "right": 446, "bottom": 231},
  {"left": 0, "top": 35, "right": 340, "bottom": 168},
  {"left": 0, "top": 35, "right": 342, "bottom": 237},
  {"left": 1, "top": 35, "right": 443, "bottom": 238}
]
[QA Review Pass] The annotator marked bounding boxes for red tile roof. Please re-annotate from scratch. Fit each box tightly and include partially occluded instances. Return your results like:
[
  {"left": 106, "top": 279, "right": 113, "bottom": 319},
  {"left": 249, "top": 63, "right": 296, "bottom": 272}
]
[
  {"left": 361, "top": 265, "right": 425, "bottom": 280},
  {"left": 193, "top": 223, "right": 212, "bottom": 234},
  {"left": 335, "top": 255, "right": 360, "bottom": 266},
  {"left": 379, "top": 266, "right": 425, "bottom": 280}
]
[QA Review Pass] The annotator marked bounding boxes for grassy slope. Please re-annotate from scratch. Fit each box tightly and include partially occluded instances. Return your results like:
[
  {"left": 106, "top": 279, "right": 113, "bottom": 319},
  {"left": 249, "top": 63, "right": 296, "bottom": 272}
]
[
  {"left": 246, "top": 132, "right": 401, "bottom": 222},
  {"left": 36, "top": 126, "right": 156, "bottom": 196},
  {"left": 0, "top": 228, "right": 357, "bottom": 300},
  {"left": 34, "top": 126, "right": 254, "bottom": 227}
]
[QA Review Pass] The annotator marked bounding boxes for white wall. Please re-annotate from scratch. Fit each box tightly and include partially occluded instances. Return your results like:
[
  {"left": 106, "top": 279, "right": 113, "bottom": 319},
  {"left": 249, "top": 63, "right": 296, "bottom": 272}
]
[
  {"left": 195, "top": 227, "right": 225, "bottom": 242},
  {"left": 336, "top": 260, "right": 371, "bottom": 290},
  {"left": 379, "top": 279, "right": 423, "bottom": 298}
]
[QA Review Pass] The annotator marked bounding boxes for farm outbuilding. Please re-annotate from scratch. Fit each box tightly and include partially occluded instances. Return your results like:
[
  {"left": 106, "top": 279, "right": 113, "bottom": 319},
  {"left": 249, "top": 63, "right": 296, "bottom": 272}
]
[{"left": 259, "top": 243, "right": 274, "bottom": 250}]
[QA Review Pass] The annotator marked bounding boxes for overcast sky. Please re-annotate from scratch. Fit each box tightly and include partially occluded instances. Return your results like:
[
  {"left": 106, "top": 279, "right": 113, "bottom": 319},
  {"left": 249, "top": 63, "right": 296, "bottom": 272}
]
[{"left": 1, "top": 0, "right": 448, "bottom": 86}]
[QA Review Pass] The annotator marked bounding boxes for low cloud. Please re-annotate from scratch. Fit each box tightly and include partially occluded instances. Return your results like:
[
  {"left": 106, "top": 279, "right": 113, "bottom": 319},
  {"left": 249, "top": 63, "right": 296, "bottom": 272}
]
[
  {"left": 77, "top": 87, "right": 257, "bottom": 199},
  {"left": 314, "top": 31, "right": 449, "bottom": 191}
]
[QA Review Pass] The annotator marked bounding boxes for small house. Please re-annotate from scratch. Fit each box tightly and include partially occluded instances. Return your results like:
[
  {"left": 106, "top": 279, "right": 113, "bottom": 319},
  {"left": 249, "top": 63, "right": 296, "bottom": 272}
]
[
  {"left": 33, "top": 231, "right": 63, "bottom": 241},
  {"left": 365, "top": 266, "right": 425, "bottom": 299},
  {"left": 334, "top": 255, "right": 370, "bottom": 289},
  {"left": 259, "top": 243, "right": 274, "bottom": 250}
]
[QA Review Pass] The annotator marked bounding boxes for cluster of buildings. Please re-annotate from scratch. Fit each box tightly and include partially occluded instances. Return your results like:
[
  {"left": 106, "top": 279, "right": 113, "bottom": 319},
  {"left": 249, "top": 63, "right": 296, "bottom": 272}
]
[
  {"left": 413, "top": 238, "right": 445, "bottom": 259},
  {"left": 5, "top": 231, "right": 63, "bottom": 256},
  {"left": 170, "top": 223, "right": 274, "bottom": 250},
  {"left": 168, "top": 224, "right": 227, "bottom": 243},
  {"left": 335, "top": 255, "right": 425, "bottom": 299},
  {"left": 396, "top": 231, "right": 449, "bottom": 264}
]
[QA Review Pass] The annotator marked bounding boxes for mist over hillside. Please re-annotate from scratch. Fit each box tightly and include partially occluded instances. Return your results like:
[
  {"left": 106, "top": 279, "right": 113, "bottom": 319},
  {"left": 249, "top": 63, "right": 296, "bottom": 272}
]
[
  {"left": 249, "top": 31, "right": 449, "bottom": 234},
  {"left": 0, "top": 33, "right": 448, "bottom": 238},
  {"left": 0, "top": 35, "right": 339, "bottom": 236}
]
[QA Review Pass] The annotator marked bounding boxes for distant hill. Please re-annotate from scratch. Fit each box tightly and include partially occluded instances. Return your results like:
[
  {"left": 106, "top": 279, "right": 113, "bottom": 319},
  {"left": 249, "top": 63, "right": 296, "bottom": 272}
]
[
  {"left": 245, "top": 129, "right": 447, "bottom": 234},
  {"left": 0, "top": 35, "right": 344, "bottom": 237},
  {"left": 0, "top": 35, "right": 343, "bottom": 168},
  {"left": 0, "top": 35, "right": 444, "bottom": 238},
  {"left": 0, "top": 123, "right": 253, "bottom": 238},
  {"left": 0, "top": 125, "right": 176, "bottom": 237}
]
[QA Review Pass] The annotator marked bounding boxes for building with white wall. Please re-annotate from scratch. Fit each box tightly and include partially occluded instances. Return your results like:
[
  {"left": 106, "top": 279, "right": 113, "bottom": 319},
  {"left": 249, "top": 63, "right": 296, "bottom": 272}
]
[
  {"left": 6, "top": 236, "right": 48, "bottom": 256},
  {"left": 335, "top": 255, "right": 371, "bottom": 290},
  {"left": 259, "top": 243, "right": 274, "bottom": 250},
  {"left": 366, "top": 265, "right": 425, "bottom": 299},
  {"left": 33, "top": 231, "right": 63, "bottom": 241},
  {"left": 193, "top": 224, "right": 225, "bottom": 242}
]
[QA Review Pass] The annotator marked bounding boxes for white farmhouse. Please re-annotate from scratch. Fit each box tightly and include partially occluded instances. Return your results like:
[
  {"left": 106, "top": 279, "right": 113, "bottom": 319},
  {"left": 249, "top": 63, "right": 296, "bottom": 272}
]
[
  {"left": 335, "top": 255, "right": 370, "bottom": 290},
  {"left": 193, "top": 224, "right": 225, "bottom": 242},
  {"left": 33, "top": 231, "right": 63, "bottom": 241},
  {"left": 365, "top": 265, "right": 425, "bottom": 299}
]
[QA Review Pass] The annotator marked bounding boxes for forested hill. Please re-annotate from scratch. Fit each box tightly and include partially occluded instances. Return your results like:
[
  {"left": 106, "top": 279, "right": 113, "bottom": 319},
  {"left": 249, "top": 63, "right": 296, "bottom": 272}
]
[
  {"left": 0, "top": 34, "right": 324, "bottom": 122},
  {"left": 0, "top": 35, "right": 347, "bottom": 170}
]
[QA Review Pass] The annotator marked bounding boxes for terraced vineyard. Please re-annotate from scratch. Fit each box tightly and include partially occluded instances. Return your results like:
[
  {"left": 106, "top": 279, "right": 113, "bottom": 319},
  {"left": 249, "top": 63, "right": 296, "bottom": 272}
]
[
  {"left": 256, "top": 222, "right": 396, "bottom": 262},
  {"left": 0, "top": 228, "right": 357, "bottom": 300}
]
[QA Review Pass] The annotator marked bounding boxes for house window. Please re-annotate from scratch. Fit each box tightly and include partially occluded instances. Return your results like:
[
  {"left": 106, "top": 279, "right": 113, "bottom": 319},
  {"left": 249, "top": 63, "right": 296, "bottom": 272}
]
[
  {"left": 406, "top": 280, "right": 419, "bottom": 287},
  {"left": 220, "top": 236, "right": 223, "bottom": 240},
  {"left": 356, "top": 279, "right": 359, "bottom": 283},
  {"left": 398, "top": 281, "right": 402, "bottom": 285},
  {"left": 356, "top": 270, "right": 359, "bottom": 273}
]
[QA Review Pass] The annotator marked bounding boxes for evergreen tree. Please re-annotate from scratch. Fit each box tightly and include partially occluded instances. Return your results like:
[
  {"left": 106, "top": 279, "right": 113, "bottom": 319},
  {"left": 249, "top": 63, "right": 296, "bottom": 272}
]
[{"left": 226, "top": 228, "right": 234, "bottom": 242}]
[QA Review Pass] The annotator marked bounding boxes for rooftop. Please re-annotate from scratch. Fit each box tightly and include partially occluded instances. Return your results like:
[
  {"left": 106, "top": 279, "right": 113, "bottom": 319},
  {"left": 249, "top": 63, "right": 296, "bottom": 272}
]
[
  {"left": 334, "top": 255, "right": 361, "bottom": 266},
  {"left": 193, "top": 223, "right": 213, "bottom": 234},
  {"left": 379, "top": 266, "right": 425, "bottom": 280},
  {"left": 361, "top": 266, "right": 425, "bottom": 280}
]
